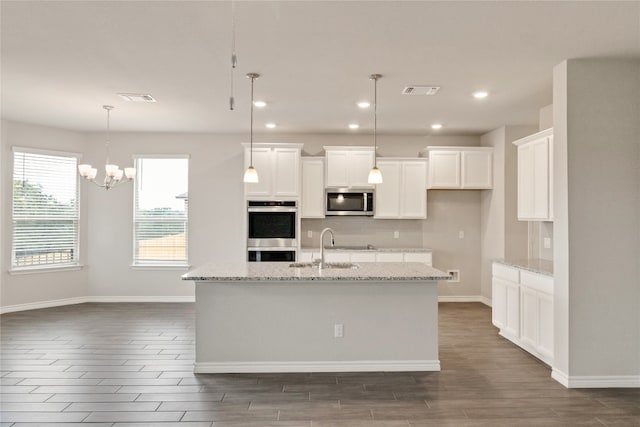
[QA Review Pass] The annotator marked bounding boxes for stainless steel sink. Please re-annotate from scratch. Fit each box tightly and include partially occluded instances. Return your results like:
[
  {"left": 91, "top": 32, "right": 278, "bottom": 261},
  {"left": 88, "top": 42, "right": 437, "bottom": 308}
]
[{"left": 289, "top": 262, "right": 359, "bottom": 269}]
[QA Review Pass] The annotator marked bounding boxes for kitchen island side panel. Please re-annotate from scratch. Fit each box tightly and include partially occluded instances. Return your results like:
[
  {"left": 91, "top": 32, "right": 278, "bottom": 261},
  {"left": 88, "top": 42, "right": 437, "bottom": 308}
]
[{"left": 194, "top": 280, "right": 439, "bottom": 372}]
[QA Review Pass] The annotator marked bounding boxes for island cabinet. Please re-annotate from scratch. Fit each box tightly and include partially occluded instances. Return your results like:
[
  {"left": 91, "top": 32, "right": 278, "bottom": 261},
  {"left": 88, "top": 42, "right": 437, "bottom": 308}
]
[
  {"left": 421, "top": 146, "right": 493, "bottom": 190},
  {"left": 243, "top": 143, "right": 302, "bottom": 198},
  {"left": 513, "top": 128, "right": 554, "bottom": 221},
  {"left": 374, "top": 159, "right": 427, "bottom": 219},
  {"left": 324, "top": 146, "right": 375, "bottom": 188},
  {"left": 492, "top": 261, "right": 554, "bottom": 365},
  {"left": 301, "top": 157, "right": 325, "bottom": 218}
]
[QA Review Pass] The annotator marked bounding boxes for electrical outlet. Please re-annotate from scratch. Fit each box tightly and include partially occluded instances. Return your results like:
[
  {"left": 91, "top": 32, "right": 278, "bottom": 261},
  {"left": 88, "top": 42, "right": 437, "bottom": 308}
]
[
  {"left": 334, "top": 324, "right": 344, "bottom": 338},
  {"left": 394, "top": 231, "right": 400, "bottom": 239},
  {"left": 447, "top": 269, "right": 460, "bottom": 283},
  {"left": 543, "top": 237, "right": 551, "bottom": 249},
  {"left": 307, "top": 230, "right": 313, "bottom": 239},
  {"left": 458, "top": 230, "right": 465, "bottom": 239}
]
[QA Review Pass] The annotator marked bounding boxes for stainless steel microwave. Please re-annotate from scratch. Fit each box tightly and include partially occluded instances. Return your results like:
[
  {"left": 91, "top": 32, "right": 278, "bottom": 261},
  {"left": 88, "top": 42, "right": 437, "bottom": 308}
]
[{"left": 325, "top": 189, "right": 374, "bottom": 216}]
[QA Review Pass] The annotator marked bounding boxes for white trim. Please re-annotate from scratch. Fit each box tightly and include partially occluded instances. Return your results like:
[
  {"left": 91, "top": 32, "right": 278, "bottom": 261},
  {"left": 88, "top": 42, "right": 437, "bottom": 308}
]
[
  {"left": 0, "top": 295, "right": 195, "bottom": 314},
  {"left": 438, "top": 295, "right": 485, "bottom": 303},
  {"left": 552, "top": 369, "right": 640, "bottom": 388},
  {"left": 194, "top": 360, "right": 441, "bottom": 374},
  {"left": 132, "top": 153, "right": 191, "bottom": 159},
  {"left": 9, "top": 264, "right": 84, "bottom": 275},
  {"left": 12, "top": 145, "right": 82, "bottom": 158},
  {"left": 130, "top": 264, "right": 190, "bottom": 271},
  {"left": 0, "top": 297, "right": 87, "bottom": 314},
  {"left": 88, "top": 296, "right": 195, "bottom": 303},
  {"left": 479, "top": 296, "right": 492, "bottom": 307}
]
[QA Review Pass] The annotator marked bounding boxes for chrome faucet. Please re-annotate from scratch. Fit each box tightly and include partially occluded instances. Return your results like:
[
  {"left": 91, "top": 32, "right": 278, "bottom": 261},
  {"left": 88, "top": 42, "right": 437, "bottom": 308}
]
[{"left": 318, "top": 227, "right": 335, "bottom": 269}]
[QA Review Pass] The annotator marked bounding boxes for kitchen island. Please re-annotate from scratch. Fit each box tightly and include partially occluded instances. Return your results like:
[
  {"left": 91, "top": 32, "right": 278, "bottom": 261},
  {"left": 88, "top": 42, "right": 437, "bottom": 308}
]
[{"left": 183, "top": 261, "right": 450, "bottom": 373}]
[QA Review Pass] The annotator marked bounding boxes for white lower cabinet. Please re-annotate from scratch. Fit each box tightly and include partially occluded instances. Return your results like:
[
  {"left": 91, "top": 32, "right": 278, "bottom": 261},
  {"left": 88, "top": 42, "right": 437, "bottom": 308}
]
[
  {"left": 492, "top": 262, "right": 554, "bottom": 365},
  {"left": 299, "top": 249, "right": 432, "bottom": 266}
]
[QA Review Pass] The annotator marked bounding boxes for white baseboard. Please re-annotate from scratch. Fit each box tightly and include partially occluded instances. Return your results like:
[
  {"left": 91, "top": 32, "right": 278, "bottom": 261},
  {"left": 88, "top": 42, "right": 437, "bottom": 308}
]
[
  {"left": 0, "top": 296, "right": 88, "bottom": 314},
  {"left": 87, "top": 296, "right": 195, "bottom": 303},
  {"left": 194, "top": 359, "right": 441, "bottom": 374},
  {"left": 1, "top": 295, "right": 195, "bottom": 314},
  {"left": 438, "top": 295, "right": 486, "bottom": 304},
  {"left": 552, "top": 368, "right": 640, "bottom": 388}
]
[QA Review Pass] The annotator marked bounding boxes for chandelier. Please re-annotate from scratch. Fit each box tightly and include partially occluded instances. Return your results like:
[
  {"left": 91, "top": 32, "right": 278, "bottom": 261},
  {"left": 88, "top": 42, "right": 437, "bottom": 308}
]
[{"left": 78, "top": 105, "right": 136, "bottom": 190}]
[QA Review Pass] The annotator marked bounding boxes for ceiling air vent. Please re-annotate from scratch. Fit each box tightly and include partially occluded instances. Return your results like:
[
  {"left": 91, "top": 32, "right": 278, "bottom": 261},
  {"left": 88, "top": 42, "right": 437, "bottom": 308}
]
[
  {"left": 402, "top": 86, "right": 441, "bottom": 96},
  {"left": 117, "top": 93, "right": 157, "bottom": 103}
]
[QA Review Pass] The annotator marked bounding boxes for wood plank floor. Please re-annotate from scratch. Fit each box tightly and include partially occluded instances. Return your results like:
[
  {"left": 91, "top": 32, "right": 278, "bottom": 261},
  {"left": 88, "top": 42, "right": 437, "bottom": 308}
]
[{"left": 1, "top": 302, "right": 638, "bottom": 426}]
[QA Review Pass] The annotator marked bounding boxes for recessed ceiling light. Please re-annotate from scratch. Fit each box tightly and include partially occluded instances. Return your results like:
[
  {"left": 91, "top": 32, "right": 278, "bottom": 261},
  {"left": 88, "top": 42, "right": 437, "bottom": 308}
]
[
  {"left": 357, "top": 102, "right": 370, "bottom": 108},
  {"left": 348, "top": 123, "right": 360, "bottom": 129},
  {"left": 117, "top": 93, "right": 157, "bottom": 103},
  {"left": 431, "top": 123, "right": 443, "bottom": 130},
  {"left": 265, "top": 123, "right": 277, "bottom": 128},
  {"left": 473, "top": 91, "right": 489, "bottom": 99},
  {"left": 254, "top": 101, "right": 267, "bottom": 108}
]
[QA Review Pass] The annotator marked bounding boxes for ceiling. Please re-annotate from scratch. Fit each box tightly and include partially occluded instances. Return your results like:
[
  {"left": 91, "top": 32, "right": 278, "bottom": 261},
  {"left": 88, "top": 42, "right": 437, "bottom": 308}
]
[{"left": 1, "top": 1, "right": 639, "bottom": 136}]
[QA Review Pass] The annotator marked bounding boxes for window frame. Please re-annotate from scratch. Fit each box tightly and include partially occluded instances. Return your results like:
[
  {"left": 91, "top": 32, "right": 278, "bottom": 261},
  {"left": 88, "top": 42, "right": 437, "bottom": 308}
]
[
  {"left": 10, "top": 146, "right": 82, "bottom": 273},
  {"left": 131, "top": 154, "right": 189, "bottom": 269}
]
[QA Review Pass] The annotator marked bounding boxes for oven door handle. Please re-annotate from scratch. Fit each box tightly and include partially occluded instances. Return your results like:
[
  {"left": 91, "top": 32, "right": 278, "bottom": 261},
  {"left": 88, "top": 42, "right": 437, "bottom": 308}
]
[{"left": 248, "top": 207, "right": 298, "bottom": 213}]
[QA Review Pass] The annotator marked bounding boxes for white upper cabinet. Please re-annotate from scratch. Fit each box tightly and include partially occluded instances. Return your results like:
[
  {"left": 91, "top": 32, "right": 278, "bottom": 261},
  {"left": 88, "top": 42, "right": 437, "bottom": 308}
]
[
  {"left": 324, "top": 146, "right": 375, "bottom": 188},
  {"left": 243, "top": 143, "right": 302, "bottom": 198},
  {"left": 421, "top": 147, "right": 493, "bottom": 189},
  {"left": 301, "top": 157, "right": 325, "bottom": 218},
  {"left": 375, "top": 159, "right": 427, "bottom": 219},
  {"left": 513, "top": 128, "right": 553, "bottom": 221}
]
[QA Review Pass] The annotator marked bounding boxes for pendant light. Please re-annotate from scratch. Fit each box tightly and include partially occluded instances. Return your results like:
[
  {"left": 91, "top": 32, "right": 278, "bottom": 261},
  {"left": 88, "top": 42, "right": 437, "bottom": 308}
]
[
  {"left": 368, "top": 74, "right": 383, "bottom": 184},
  {"left": 243, "top": 73, "right": 260, "bottom": 183},
  {"left": 78, "top": 105, "right": 136, "bottom": 190}
]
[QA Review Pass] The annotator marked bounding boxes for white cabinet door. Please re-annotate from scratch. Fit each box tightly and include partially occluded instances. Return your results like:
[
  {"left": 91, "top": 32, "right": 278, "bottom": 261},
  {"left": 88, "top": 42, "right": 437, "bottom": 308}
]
[
  {"left": 376, "top": 252, "right": 404, "bottom": 262},
  {"left": 350, "top": 251, "right": 376, "bottom": 262},
  {"left": 401, "top": 161, "right": 427, "bottom": 218},
  {"left": 538, "top": 291, "right": 554, "bottom": 361},
  {"left": 325, "top": 148, "right": 375, "bottom": 189},
  {"left": 403, "top": 252, "right": 432, "bottom": 266},
  {"left": 273, "top": 148, "right": 300, "bottom": 197},
  {"left": 301, "top": 158, "right": 325, "bottom": 218},
  {"left": 325, "top": 252, "right": 350, "bottom": 262},
  {"left": 349, "top": 151, "right": 375, "bottom": 188},
  {"left": 492, "top": 278, "right": 507, "bottom": 329},
  {"left": 505, "top": 281, "right": 520, "bottom": 339},
  {"left": 462, "top": 150, "right": 493, "bottom": 189},
  {"left": 325, "top": 151, "right": 349, "bottom": 187},
  {"left": 428, "top": 151, "right": 460, "bottom": 189},
  {"left": 374, "top": 161, "right": 401, "bottom": 218},
  {"left": 245, "top": 147, "right": 273, "bottom": 197},
  {"left": 515, "top": 130, "right": 553, "bottom": 221},
  {"left": 520, "top": 286, "right": 538, "bottom": 349}
]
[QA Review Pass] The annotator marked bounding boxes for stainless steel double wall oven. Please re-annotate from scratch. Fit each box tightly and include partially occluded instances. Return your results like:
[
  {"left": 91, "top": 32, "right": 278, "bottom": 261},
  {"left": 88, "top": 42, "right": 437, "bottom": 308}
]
[{"left": 247, "top": 200, "right": 297, "bottom": 262}]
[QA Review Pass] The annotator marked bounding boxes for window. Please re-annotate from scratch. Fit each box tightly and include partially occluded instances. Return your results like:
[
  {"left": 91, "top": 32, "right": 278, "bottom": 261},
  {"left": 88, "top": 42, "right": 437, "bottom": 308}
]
[
  {"left": 133, "top": 156, "right": 189, "bottom": 267},
  {"left": 12, "top": 148, "right": 80, "bottom": 270}
]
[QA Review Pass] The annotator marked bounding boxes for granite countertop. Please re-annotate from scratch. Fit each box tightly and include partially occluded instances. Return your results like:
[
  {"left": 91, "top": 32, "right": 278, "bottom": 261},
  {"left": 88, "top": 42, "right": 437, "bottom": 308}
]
[
  {"left": 300, "top": 246, "right": 433, "bottom": 253},
  {"left": 494, "top": 258, "right": 554, "bottom": 277},
  {"left": 183, "top": 261, "right": 450, "bottom": 282}
]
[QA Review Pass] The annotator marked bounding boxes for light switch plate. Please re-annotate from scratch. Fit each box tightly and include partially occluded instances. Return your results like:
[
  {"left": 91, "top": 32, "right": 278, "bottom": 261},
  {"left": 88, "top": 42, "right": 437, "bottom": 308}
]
[
  {"left": 394, "top": 231, "right": 400, "bottom": 239},
  {"left": 543, "top": 237, "right": 551, "bottom": 249}
]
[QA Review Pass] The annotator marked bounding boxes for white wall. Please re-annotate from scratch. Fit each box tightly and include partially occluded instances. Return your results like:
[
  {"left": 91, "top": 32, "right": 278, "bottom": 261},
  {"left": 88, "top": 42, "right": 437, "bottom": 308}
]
[
  {"left": 553, "top": 59, "right": 640, "bottom": 385},
  {"left": 479, "top": 126, "right": 532, "bottom": 302},
  {"left": 1, "top": 120, "right": 89, "bottom": 310}
]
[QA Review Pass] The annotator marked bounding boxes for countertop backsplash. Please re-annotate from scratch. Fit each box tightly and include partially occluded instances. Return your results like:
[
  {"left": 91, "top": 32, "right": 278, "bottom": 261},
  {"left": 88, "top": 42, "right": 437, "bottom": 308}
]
[{"left": 301, "top": 217, "right": 424, "bottom": 249}]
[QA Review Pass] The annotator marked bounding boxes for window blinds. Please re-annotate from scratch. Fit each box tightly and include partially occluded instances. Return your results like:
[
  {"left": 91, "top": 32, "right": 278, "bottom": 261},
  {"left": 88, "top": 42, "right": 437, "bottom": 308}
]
[
  {"left": 12, "top": 149, "right": 80, "bottom": 269},
  {"left": 133, "top": 157, "right": 189, "bottom": 266}
]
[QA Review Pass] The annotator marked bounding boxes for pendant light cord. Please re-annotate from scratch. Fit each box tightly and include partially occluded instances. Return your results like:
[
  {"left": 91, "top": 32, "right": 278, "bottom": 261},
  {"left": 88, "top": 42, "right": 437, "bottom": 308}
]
[
  {"left": 250, "top": 75, "right": 254, "bottom": 167},
  {"left": 373, "top": 76, "right": 377, "bottom": 168},
  {"left": 229, "top": 0, "right": 237, "bottom": 110}
]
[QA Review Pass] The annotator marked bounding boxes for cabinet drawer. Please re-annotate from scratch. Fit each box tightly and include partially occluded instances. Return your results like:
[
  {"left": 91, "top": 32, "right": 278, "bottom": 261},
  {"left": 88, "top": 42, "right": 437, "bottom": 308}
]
[
  {"left": 492, "top": 263, "right": 520, "bottom": 282},
  {"left": 520, "top": 270, "right": 553, "bottom": 294},
  {"left": 403, "top": 252, "right": 432, "bottom": 265},
  {"left": 376, "top": 252, "right": 404, "bottom": 262}
]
